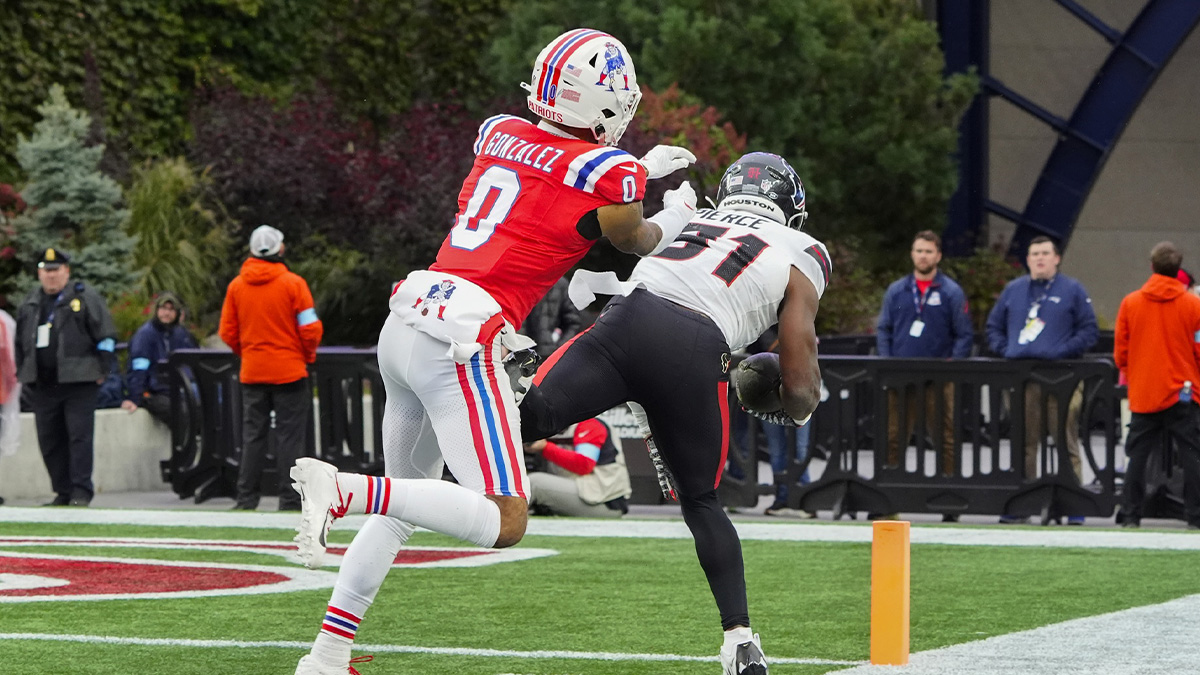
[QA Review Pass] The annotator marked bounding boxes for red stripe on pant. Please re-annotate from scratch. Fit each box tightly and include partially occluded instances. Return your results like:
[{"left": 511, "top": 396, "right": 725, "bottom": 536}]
[
  {"left": 715, "top": 381, "right": 730, "bottom": 489},
  {"left": 483, "top": 344, "right": 525, "bottom": 498},
  {"left": 456, "top": 362, "right": 496, "bottom": 494}
]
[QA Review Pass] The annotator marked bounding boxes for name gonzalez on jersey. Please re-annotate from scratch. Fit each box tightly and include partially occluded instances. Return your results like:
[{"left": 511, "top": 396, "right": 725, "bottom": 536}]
[{"left": 480, "top": 130, "right": 567, "bottom": 174}]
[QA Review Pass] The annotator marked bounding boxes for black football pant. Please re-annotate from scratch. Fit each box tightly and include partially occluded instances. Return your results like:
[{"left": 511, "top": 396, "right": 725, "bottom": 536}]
[
  {"left": 521, "top": 289, "right": 750, "bottom": 629},
  {"left": 236, "top": 378, "right": 311, "bottom": 510},
  {"left": 1123, "top": 402, "right": 1200, "bottom": 525},
  {"left": 29, "top": 382, "right": 99, "bottom": 502}
]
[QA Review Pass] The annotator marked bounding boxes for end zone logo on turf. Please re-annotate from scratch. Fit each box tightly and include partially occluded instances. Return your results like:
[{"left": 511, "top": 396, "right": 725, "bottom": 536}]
[{"left": 0, "top": 537, "right": 556, "bottom": 602}]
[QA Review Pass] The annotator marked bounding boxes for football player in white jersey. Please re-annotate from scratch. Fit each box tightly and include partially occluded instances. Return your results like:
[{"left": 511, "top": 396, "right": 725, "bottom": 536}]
[{"left": 520, "top": 152, "right": 829, "bottom": 675}]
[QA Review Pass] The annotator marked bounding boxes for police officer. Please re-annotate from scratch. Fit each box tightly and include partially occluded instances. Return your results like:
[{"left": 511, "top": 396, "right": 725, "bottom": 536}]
[{"left": 14, "top": 248, "right": 118, "bottom": 507}]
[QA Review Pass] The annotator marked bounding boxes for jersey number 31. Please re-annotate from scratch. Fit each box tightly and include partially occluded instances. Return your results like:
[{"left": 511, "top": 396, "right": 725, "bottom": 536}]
[{"left": 654, "top": 224, "right": 769, "bottom": 286}]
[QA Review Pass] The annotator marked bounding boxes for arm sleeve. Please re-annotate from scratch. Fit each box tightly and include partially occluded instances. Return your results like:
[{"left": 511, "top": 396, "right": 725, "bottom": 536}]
[
  {"left": 1113, "top": 300, "right": 1129, "bottom": 371},
  {"left": 542, "top": 441, "right": 598, "bottom": 475},
  {"left": 125, "top": 328, "right": 151, "bottom": 401},
  {"left": 294, "top": 278, "right": 323, "bottom": 364},
  {"left": 876, "top": 290, "right": 893, "bottom": 357},
  {"left": 219, "top": 283, "right": 240, "bottom": 355},
  {"left": 558, "top": 292, "right": 582, "bottom": 342},
  {"left": 986, "top": 291, "right": 1009, "bottom": 356},
  {"left": 951, "top": 288, "right": 975, "bottom": 358},
  {"left": 1060, "top": 285, "right": 1098, "bottom": 358}
]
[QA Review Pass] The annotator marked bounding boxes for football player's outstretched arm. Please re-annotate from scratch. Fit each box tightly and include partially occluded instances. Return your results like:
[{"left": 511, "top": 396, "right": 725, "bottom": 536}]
[
  {"left": 598, "top": 182, "right": 697, "bottom": 257},
  {"left": 777, "top": 267, "right": 822, "bottom": 423}
]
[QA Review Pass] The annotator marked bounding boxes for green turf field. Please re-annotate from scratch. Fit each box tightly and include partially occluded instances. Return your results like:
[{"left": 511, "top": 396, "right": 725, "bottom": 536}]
[{"left": 1, "top": 519, "right": 1198, "bottom": 674}]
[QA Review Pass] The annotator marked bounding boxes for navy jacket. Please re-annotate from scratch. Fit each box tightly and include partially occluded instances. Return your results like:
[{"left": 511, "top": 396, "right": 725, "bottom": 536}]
[
  {"left": 126, "top": 320, "right": 198, "bottom": 401},
  {"left": 877, "top": 271, "right": 973, "bottom": 358},
  {"left": 986, "top": 274, "right": 1098, "bottom": 359}
]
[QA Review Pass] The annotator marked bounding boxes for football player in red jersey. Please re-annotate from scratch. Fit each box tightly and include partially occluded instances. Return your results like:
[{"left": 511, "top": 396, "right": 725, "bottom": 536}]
[{"left": 290, "top": 29, "right": 697, "bottom": 674}]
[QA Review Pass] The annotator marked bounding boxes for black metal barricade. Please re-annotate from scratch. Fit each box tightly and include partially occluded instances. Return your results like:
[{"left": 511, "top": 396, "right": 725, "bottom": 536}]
[
  {"left": 162, "top": 348, "right": 383, "bottom": 503},
  {"left": 720, "top": 356, "right": 1121, "bottom": 524},
  {"left": 164, "top": 349, "right": 1124, "bottom": 521}
]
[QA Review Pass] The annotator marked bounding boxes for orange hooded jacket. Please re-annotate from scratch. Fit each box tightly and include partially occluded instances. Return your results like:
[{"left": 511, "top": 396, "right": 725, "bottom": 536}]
[
  {"left": 219, "top": 258, "right": 323, "bottom": 385},
  {"left": 1114, "top": 273, "right": 1200, "bottom": 413}
]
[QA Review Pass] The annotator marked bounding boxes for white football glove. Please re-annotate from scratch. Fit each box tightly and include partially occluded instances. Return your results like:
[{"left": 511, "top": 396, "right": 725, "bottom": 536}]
[
  {"left": 663, "top": 180, "right": 697, "bottom": 212},
  {"left": 647, "top": 181, "right": 697, "bottom": 256},
  {"left": 639, "top": 144, "right": 697, "bottom": 180}
]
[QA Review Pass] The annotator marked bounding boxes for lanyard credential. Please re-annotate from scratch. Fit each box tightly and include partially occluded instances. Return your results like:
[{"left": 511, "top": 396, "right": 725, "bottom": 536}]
[
  {"left": 45, "top": 291, "right": 64, "bottom": 324},
  {"left": 910, "top": 280, "right": 929, "bottom": 318},
  {"left": 1028, "top": 276, "right": 1055, "bottom": 320}
]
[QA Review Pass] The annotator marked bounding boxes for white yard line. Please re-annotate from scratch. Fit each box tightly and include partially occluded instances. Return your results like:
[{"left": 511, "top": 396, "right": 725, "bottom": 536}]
[
  {"left": 0, "top": 632, "right": 863, "bottom": 666},
  {"left": 834, "top": 593, "right": 1200, "bottom": 674},
  {"left": 0, "top": 507, "right": 1197, "bottom": 550}
]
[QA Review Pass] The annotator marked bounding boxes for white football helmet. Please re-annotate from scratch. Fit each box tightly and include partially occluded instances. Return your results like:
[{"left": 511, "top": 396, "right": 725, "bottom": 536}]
[{"left": 521, "top": 29, "right": 642, "bottom": 146}]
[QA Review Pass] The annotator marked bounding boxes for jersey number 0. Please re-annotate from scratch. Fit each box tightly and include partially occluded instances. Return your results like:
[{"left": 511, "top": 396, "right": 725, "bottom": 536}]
[{"left": 450, "top": 166, "right": 521, "bottom": 251}]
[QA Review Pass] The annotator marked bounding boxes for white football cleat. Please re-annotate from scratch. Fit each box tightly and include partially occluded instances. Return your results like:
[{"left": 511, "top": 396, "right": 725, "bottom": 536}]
[
  {"left": 720, "top": 633, "right": 768, "bottom": 674},
  {"left": 291, "top": 458, "right": 342, "bottom": 569},
  {"left": 295, "top": 654, "right": 372, "bottom": 674}
]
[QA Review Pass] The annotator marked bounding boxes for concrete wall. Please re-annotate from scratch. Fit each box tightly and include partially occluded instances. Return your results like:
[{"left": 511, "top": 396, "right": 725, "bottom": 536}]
[
  {"left": 0, "top": 409, "right": 170, "bottom": 501},
  {"left": 987, "top": 0, "right": 1200, "bottom": 325}
]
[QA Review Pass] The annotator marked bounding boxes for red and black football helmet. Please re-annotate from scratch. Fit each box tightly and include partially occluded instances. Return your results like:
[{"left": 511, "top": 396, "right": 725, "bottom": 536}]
[{"left": 715, "top": 152, "right": 808, "bottom": 230}]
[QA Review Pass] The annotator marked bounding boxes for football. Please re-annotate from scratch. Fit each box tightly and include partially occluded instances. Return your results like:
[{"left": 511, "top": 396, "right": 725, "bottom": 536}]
[{"left": 733, "top": 352, "right": 783, "bottom": 413}]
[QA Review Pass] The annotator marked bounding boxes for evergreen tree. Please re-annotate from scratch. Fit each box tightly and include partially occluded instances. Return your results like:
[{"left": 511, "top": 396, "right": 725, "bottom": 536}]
[{"left": 12, "top": 84, "right": 135, "bottom": 300}]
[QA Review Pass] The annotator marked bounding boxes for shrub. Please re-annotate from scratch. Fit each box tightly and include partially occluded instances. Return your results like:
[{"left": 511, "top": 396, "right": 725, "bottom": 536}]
[
  {"left": 124, "top": 157, "right": 237, "bottom": 336},
  {"left": 11, "top": 84, "right": 135, "bottom": 302}
]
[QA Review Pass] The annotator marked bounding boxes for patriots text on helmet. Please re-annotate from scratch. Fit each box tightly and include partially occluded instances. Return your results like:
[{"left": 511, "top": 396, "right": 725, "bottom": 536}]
[
  {"left": 482, "top": 132, "right": 566, "bottom": 173},
  {"left": 527, "top": 99, "right": 564, "bottom": 124}
]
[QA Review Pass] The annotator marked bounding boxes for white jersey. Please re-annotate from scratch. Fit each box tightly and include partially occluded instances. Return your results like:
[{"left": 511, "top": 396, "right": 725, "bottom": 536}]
[{"left": 629, "top": 207, "right": 831, "bottom": 352}]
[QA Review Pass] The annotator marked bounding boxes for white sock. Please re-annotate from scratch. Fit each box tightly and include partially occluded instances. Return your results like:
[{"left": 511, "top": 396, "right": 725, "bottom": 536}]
[
  {"left": 336, "top": 473, "right": 501, "bottom": 547},
  {"left": 723, "top": 626, "right": 754, "bottom": 650},
  {"left": 312, "top": 515, "right": 415, "bottom": 665}
]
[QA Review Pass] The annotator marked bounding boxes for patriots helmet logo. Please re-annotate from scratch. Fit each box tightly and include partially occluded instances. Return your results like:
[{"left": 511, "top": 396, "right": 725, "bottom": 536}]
[
  {"left": 411, "top": 280, "right": 457, "bottom": 320},
  {"left": 596, "top": 42, "right": 631, "bottom": 91}
]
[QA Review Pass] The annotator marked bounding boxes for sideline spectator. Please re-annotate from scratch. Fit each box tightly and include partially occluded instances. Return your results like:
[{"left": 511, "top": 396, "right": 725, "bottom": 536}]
[
  {"left": 0, "top": 308, "right": 19, "bottom": 505},
  {"left": 521, "top": 277, "right": 583, "bottom": 359},
  {"left": 876, "top": 231, "right": 972, "bottom": 521},
  {"left": 219, "top": 226, "right": 323, "bottom": 511},
  {"left": 524, "top": 417, "right": 631, "bottom": 517},
  {"left": 987, "top": 236, "right": 1098, "bottom": 524},
  {"left": 121, "top": 292, "right": 198, "bottom": 423},
  {"left": 1114, "top": 242, "right": 1200, "bottom": 529},
  {"left": 14, "top": 248, "right": 118, "bottom": 507}
]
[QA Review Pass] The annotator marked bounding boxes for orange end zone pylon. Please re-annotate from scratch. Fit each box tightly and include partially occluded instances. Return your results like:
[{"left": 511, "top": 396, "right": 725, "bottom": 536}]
[{"left": 870, "top": 520, "right": 910, "bottom": 665}]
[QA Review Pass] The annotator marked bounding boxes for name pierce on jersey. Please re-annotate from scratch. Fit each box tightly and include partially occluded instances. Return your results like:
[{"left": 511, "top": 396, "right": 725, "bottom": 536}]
[
  {"left": 482, "top": 131, "right": 566, "bottom": 174},
  {"left": 694, "top": 207, "right": 775, "bottom": 229}
]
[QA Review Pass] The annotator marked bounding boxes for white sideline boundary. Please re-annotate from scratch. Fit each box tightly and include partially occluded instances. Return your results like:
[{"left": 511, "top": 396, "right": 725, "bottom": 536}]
[
  {"left": 835, "top": 593, "right": 1200, "bottom": 674},
  {"left": 0, "top": 632, "right": 864, "bottom": 666},
  {"left": 1, "top": 506, "right": 1198, "bottom": 550}
]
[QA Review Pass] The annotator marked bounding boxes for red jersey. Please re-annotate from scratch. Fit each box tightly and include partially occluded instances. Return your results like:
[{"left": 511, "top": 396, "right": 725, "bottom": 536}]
[{"left": 429, "top": 115, "right": 648, "bottom": 328}]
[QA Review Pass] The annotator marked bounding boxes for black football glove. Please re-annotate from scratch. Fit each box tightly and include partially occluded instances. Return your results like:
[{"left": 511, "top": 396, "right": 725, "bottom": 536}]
[{"left": 503, "top": 347, "right": 541, "bottom": 404}]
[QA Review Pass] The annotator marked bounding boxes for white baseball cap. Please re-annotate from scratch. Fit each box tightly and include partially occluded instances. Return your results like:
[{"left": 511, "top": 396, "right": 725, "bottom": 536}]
[{"left": 249, "top": 225, "right": 284, "bottom": 257}]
